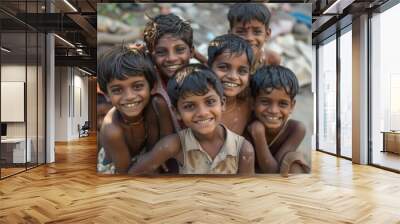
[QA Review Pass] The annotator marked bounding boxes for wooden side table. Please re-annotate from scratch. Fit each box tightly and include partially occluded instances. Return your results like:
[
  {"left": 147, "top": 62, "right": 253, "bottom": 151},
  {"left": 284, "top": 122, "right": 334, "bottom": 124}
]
[{"left": 381, "top": 131, "right": 400, "bottom": 154}]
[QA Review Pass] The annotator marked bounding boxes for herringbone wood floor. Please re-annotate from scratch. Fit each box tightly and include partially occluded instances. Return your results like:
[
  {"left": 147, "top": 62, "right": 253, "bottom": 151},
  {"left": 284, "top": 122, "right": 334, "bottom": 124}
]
[{"left": 1, "top": 135, "right": 400, "bottom": 223}]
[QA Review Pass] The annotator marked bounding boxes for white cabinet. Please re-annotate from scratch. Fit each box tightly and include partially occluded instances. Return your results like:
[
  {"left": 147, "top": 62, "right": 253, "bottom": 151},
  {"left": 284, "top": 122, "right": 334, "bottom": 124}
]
[{"left": 1, "top": 138, "right": 32, "bottom": 163}]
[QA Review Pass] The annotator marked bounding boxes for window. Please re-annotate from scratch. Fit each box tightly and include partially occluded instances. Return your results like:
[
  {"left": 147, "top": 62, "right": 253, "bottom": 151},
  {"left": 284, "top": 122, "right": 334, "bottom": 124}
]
[
  {"left": 339, "top": 29, "right": 352, "bottom": 158},
  {"left": 371, "top": 3, "right": 400, "bottom": 171},
  {"left": 317, "top": 37, "right": 337, "bottom": 154}
]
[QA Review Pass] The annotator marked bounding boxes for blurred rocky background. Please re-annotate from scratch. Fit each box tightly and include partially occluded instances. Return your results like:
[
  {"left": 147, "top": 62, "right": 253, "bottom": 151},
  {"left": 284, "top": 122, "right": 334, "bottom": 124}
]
[{"left": 97, "top": 3, "right": 313, "bottom": 165}]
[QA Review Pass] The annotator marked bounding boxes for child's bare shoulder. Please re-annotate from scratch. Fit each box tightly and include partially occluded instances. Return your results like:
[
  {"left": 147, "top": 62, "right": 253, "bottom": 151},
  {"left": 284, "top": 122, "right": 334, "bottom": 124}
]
[
  {"left": 240, "top": 139, "right": 254, "bottom": 157},
  {"left": 154, "top": 133, "right": 182, "bottom": 159},
  {"left": 287, "top": 119, "right": 306, "bottom": 134},
  {"left": 100, "top": 108, "right": 124, "bottom": 139},
  {"left": 151, "top": 94, "right": 169, "bottom": 110}
]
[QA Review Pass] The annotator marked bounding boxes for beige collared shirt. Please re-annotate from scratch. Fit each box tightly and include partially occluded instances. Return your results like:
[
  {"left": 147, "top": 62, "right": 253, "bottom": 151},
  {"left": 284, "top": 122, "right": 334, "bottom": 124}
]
[{"left": 178, "top": 126, "right": 244, "bottom": 174}]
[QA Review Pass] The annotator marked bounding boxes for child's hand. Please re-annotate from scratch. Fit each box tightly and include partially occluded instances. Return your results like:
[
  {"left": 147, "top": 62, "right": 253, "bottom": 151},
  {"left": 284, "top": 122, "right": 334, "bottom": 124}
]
[
  {"left": 127, "top": 41, "right": 146, "bottom": 52},
  {"left": 247, "top": 120, "right": 266, "bottom": 140},
  {"left": 193, "top": 49, "right": 208, "bottom": 65},
  {"left": 160, "top": 163, "right": 169, "bottom": 172}
]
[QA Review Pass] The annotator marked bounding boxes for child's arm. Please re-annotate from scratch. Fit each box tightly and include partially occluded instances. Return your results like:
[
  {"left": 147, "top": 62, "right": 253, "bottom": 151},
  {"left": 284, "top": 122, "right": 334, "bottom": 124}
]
[
  {"left": 152, "top": 95, "right": 175, "bottom": 137},
  {"left": 248, "top": 120, "right": 306, "bottom": 173},
  {"left": 247, "top": 120, "right": 279, "bottom": 173},
  {"left": 194, "top": 49, "right": 208, "bottom": 65},
  {"left": 101, "top": 122, "right": 132, "bottom": 173},
  {"left": 238, "top": 139, "right": 255, "bottom": 175},
  {"left": 273, "top": 120, "right": 306, "bottom": 165},
  {"left": 128, "top": 134, "right": 181, "bottom": 175}
]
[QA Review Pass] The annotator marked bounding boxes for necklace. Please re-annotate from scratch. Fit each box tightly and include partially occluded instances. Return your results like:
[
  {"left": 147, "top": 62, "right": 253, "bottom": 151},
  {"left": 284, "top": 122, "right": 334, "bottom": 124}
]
[
  {"left": 119, "top": 112, "right": 144, "bottom": 126},
  {"left": 268, "top": 119, "right": 289, "bottom": 147},
  {"left": 125, "top": 116, "right": 144, "bottom": 126}
]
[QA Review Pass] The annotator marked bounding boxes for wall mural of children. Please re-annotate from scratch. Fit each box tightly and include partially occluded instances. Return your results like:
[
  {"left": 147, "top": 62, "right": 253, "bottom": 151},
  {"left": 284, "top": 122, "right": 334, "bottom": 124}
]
[{"left": 97, "top": 3, "right": 312, "bottom": 176}]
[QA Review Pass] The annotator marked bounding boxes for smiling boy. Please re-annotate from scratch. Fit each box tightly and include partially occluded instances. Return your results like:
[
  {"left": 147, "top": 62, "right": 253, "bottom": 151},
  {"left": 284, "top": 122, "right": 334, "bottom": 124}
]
[
  {"left": 228, "top": 3, "right": 281, "bottom": 72},
  {"left": 248, "top": 65, "right": 309, "bottom": 176},
  {"left": 97, "top": 45, "right": 174, "bottom": 174},
  {"left": 144, "top": 13, "right": 194, "bottom": 86},
  {"left": 128, "top": 64, "right": 255, "bottom": 175},
  {"left": 208, "top": 34, "right": 253, "bottom": 135}
]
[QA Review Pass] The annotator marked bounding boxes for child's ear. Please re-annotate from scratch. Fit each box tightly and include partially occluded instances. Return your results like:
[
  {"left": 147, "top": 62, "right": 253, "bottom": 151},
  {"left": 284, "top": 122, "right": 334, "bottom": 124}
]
[
  {"left": 104, "top": 94, "right": 111, "bottom": 103},
  {"left": 266, "top": 27, "right": 272, "bottom": 40},
  {"left": 221, "top": 96, "right": 226, "bottom": 112},
  {"left": 290, "top": 99, "right": 296, "bottom": 112},
  {"left": 172, "top": 106, "right": 182, "bottom": 121}
]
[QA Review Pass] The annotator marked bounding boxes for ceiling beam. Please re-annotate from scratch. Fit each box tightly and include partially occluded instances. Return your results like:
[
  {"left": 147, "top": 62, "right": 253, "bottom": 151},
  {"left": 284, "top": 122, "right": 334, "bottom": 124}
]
[{"left": 67, "top": 13, "right": 96, "bottom": 39}]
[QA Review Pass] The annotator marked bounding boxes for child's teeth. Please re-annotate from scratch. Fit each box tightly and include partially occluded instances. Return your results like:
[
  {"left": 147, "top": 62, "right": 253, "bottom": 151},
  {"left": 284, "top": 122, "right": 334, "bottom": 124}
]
[
  {"left": 197, "top": 118, "right": 212, "bottom": 124},
  {"left": 167, "top": 65, "right": 180, "bottom": 70},
  {"left": 223, "top": 82, "right": 239, "bottom": 87},
  {"left": 267, "top": 116, "right": 279, "bottom": 120},
  {"left": 126, "top": 103, "right": 139, "bottom": 108}
]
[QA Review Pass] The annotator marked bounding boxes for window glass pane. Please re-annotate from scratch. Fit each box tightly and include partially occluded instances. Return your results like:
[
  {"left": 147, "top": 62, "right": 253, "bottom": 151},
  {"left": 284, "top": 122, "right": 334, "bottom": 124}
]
[
  {"left": 371, "top": 3, "right": 400, "bottom": 171},
  {"left": 318, "top": 38, "right": 337, "bottom": 154},
  {"left": 1, "top": 7, "right": 28, "bottom": 177},
  {"left": 27, "top": 31, "right": 38, "bottom": 169},
  {"left": 38, "top": 32, "right": 45, "bottom": 165},
  {"left": 340, "top": 29, "right": 352, "bottom": 158}
]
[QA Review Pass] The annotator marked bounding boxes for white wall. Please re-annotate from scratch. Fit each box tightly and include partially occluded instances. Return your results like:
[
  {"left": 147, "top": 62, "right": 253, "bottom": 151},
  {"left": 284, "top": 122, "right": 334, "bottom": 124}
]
[
  {"left": 54, "top": 67, "right": 89, "bottom": 141},
  {"left": 1, "top": 64, "right": 46, "bottom": 164},
  {"left": 1, "top": 65, "right": 28, "bottom": 138},
  {"left": 46, "top": 33, "right": 55, "bottom": 163},
  {"left": 55, "top": 66, "right": 69, "bottom": 141}
]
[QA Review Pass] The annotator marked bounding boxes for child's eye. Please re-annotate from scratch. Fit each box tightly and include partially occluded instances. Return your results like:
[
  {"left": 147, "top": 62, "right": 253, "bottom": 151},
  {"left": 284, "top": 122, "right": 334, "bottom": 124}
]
[
  {"left": 235, "top": 29, "right": 245, "bottom": 35},
  {"left": 155, "top": 50, "right": 166, "bottom": 56},
  {"left": 183, "top": 103, "right": 194, "bottom": 110},
  {"left": 239, "top": 68, "right": 249, "bottom": 76},
  {"left": 253, "top": 30, "right": 263, "bottom": 35},
  {"left": 176, "top": 47, "right": 187, "bottom": 53},
  {"left": 133, "top": 83, "right": 144, "bottom": 90},
  {"left": 260, "top": 99, "right": 270, "bottom": 105},
  {"left": 217, "top": 64, "right": 228, "bottom": 71},
  {"left": 110, "top": 88, "right": 122, "bottom": 95},
  {"left": 206, "top": 98, "right": 216, "bottom": 106},
  {"left": 279, "top": 101, "right": 289, "bottom": 107}
]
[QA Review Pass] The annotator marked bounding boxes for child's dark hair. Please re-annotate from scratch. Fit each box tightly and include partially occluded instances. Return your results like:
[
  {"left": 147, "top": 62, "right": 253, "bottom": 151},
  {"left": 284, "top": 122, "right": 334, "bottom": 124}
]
[
  {"left": 227, "top": 3, "right": 271, "bottom": 29},
  {"left": 143, "top": 13, "right": 193, "bottom": 53},
  {"left": 208, "top": 34, "right": 254, "bottom": 67},
  {"left": 251, "top": 65, "right": 299, "bottom": 100},
  {"left": 97, "top": 93, "right": 111, "bottom": 105},
  {"left": 97, "top": 45, "right": 156, "bottom": 94},
  {"left": 167, "top": 64, "right": 224, "bottom": 107}
]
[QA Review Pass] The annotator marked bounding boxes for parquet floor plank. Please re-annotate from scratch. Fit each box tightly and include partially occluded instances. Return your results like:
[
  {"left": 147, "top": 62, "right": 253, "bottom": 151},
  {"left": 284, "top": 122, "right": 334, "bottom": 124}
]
[{"left": 1, "top": 135, "right": 400, "bottom": 223}]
